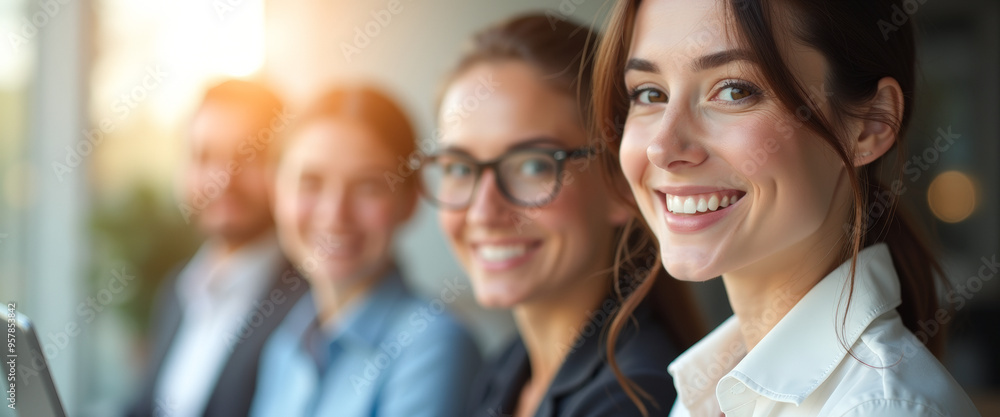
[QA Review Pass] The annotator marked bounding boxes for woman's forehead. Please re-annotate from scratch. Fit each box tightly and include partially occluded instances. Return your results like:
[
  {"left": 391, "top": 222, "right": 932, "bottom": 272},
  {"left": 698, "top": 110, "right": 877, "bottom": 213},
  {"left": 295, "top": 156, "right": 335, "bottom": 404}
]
[{"left": 438, "top": 62, "right": 586, "bottom": 156}]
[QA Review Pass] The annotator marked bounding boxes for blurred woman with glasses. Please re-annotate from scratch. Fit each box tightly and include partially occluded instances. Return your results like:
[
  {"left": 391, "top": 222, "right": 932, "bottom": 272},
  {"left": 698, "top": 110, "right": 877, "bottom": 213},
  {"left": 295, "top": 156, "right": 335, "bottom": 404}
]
[
  {"left": 422, "top": 14, "right": 705, "bottom": 417},
  {"left": 249, "top": 86, "right": 480, "bottom": 417}
]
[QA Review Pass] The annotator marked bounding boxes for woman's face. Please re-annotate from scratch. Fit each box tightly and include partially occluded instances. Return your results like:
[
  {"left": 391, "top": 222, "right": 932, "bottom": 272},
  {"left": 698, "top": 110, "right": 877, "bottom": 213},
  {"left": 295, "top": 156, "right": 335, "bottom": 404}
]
[
  {"left": 620, "top": 0, "right": 851, "bottom": 282},
  {"left": 274, "top": 118, "right": 415, "bottom": 286},
  {"left": 437, "top": 61, "right": 629, "bottom": 308}
]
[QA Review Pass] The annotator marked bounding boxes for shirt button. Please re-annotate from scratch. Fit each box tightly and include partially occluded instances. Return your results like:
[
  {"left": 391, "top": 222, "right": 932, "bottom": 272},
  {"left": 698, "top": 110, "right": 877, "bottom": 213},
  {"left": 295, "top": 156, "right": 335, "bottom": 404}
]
[{"left": 731, "top": 384, "right": 746, "bottom": 395}]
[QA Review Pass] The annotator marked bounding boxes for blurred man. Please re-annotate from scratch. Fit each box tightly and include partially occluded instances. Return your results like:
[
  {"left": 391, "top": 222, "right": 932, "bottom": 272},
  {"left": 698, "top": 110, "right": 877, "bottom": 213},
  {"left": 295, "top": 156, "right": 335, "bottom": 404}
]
[{"left": 126, "top": 80, "right": 307, "bottom": 417}]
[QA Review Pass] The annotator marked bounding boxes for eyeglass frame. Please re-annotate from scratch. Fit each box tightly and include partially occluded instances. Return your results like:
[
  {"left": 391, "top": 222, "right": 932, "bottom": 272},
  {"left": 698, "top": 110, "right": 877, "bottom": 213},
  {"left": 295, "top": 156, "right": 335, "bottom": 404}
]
[{"left": 418, "top": 146, "right": 595, "bottom": 210}]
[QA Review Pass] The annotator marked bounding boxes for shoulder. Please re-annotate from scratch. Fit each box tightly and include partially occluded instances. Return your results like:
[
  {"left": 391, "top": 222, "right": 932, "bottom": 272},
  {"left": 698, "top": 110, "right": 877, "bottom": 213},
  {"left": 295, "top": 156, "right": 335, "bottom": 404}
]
[
  {"left": 476, "top": 337, "right": 527, "bottom": 389},
  {"left": 821, "top": 311, "right": 980, "bottom": 417},
  {"left": 375, "top": 288, "right": 481, "bottom": 376},
  {"left": 562, "top": 369, "right": 675, "bottom": 417},
  {"left": 563, "top": 309, "right": 678, "bottom": 416},
  {"left": 465, "top": 338, "right": 527, "bottom": 415},
  {"left": 617, "top": 307, "right": 682, "bottom": 368},
  {"left": 838, "top": 399, "right": 951, "bottom": 417},
  {"left": 384, "top": 288, "right": 476, "bottom": 347},
  {"left": 373, "top": 288, "right": 482, "bottom": 416},
  {"left": 606, "top": 299, "right": 682, "bottom": 382}
]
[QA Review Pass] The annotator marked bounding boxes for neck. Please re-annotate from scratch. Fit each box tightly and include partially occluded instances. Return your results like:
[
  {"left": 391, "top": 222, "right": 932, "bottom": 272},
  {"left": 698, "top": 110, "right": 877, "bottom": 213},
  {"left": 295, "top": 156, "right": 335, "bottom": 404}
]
[
  {"left": 722, "top": 206, "right": 850, "bottom": 352},
  {"left": 215, "top": 226, "right": 274, "bottom": 257},
  {"left": 311, "top": 262, "right": 390, "bottom": 328},
  {"left": 512, "top": 273, "right": 610, "bottom": 395}
]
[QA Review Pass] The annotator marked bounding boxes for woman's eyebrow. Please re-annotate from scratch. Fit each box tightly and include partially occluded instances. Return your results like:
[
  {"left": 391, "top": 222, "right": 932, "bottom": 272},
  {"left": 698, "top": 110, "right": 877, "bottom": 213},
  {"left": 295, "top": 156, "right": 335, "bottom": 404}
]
[
  {"left": 625, "top": 57, "right": 660, "bottom": 75},
  {"left": 624, "top": 49, "right": 753, "bottom": 75},
  {"left": 508, "top": 137, "right": 565, "bottom": 151},
  {"left": 442, "top": 137, "right": 565, "bottom": 156},
  {"left": 439, "top": 145, "right": 474, "bottom": 157},
  {"left": 691, "top": 49, "right": 753, "bottom": 72}
]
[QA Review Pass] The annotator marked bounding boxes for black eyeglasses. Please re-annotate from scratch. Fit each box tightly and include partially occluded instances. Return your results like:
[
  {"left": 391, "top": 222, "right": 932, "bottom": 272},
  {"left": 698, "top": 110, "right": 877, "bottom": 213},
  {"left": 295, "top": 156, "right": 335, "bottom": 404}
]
[{"left": 419, "top": 147, "right": 593, "bottom": 209}]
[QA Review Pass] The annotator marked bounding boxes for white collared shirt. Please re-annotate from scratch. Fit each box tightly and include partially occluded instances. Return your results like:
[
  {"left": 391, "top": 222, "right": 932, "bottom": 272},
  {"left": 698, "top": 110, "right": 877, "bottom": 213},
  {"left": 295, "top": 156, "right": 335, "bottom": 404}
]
[
  {"left": 668, "top": 244, "right": 981, "bottom": 417},
  {"left": 154, "top": 232, "right": 284, "bottom": 417}
]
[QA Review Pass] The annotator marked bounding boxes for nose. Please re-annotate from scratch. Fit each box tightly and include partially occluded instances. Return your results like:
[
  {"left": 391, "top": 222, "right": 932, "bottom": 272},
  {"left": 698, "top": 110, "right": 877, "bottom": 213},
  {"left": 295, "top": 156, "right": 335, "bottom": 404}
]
[
  {"left": 466, "top": 169, "right": 514, "bottom": 227},
  {"left": 313, "top": 186, "right": 353, "bottom": 231},
  {"left": 646, "top": 104, "right": 708, "bottom": 171},
  {"left": 200, "top": 160, "right": 237, "bottom": 195}
]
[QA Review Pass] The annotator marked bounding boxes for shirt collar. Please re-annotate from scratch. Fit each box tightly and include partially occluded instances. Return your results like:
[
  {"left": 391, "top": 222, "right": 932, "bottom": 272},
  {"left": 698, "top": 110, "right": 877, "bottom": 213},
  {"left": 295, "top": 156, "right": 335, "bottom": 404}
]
[
  {"left": 327, "top": 268, "right": 408, "bottom": 350},
  {"left": 293, "top": 267, "right": 410, "bottom": 367},
  {"left": 176, "top": 232, "right": 283, "bottom": 304},
  {"left": 669, "top": 243, "right": 902, "bottom": 412}
]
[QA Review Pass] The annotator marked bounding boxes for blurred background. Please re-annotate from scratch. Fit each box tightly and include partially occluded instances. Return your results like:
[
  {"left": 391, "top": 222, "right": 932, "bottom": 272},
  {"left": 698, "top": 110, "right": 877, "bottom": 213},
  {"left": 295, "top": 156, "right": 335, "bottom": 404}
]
[{"left": 0, "top": 0, "right": 997, "bottom": 415}]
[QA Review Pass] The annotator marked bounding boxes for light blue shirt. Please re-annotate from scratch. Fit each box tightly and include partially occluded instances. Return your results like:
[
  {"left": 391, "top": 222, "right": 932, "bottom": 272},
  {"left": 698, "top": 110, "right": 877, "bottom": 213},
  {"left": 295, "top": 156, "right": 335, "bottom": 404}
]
[{"left": 250, "top": 269, "right": 481, "bottom": 417}]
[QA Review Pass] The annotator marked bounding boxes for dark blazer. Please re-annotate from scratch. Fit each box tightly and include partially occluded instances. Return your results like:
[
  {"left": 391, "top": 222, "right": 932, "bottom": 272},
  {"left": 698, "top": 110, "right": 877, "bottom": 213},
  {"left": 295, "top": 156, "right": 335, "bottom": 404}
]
[
  {"left": 466, "top": 298, "right": 680, "bottom": 417},
  {"left": 125, "top": 257, "right": 309, "bottom": 417}
]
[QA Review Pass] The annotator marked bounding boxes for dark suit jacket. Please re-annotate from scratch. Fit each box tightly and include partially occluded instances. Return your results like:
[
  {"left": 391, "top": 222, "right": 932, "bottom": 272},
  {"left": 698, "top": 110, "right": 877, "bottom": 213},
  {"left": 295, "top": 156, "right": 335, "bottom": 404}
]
[
  {"left": 466, "top": 297, "right": 681, "bottom": 417},
  {"left": 125, "top": 257, "right": 309, "bottom": 417}
]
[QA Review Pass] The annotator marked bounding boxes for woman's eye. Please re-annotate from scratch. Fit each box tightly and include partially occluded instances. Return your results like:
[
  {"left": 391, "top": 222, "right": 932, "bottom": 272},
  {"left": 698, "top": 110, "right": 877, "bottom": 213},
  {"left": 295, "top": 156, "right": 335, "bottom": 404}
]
[
  {"left": 519, "top": 159, "right": 554, "bottom": 176},
  {"left": 444, "top": 162, "right": 473, "bottom": 178},
  {"left": 631, "top": 87, "right": 668, "bottom": 105},
  {"left": 715, "top": 82, "right": 759, "bottom": 103},
  {"left": 354, "top": 179, "right": 387, "bottom": 196}
]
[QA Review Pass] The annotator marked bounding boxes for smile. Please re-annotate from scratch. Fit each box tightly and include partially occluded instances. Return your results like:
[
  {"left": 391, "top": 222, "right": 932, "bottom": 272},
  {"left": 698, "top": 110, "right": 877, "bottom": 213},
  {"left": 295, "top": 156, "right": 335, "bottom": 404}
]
[
  {"left": 656, "top": 190, "right": 747, "bottom": 233},
  {"left": 664, "top": 191, "right": 745, "bottom": 215},
  {"left": 472, "top": 241, "right": 542, "bottom": 271}
]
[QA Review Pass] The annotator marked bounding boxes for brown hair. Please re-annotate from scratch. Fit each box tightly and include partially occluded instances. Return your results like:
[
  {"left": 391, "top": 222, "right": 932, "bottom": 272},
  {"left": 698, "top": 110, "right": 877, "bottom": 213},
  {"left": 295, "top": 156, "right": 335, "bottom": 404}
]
[
  {"left": 443, "top": 13, "right": 706, "bottom": 415},
  {"left": 284, "top": 86, "right": 418, "bottom": 191},
  {"left": 593, "top": 0, "right": 948, "bottom": 359},
  {"left": 438, "top": 13, "right": 597, "bottom": 117}
]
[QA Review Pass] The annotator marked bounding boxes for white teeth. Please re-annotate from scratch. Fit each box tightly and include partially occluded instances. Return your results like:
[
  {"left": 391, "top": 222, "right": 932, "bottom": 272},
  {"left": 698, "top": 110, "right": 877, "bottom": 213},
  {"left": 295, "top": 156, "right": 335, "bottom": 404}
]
[
  {"left": 696, "top": 198, "right": 708, "bottom": 213},
  {"left": 478, "top": 244, "right": 528, "bottom": 262},
  {"left": 665, "top": 192, "right": 743, "bottom": 215},
  {"left": 683, "top": 197, "right": 696, "bottom": 214}
]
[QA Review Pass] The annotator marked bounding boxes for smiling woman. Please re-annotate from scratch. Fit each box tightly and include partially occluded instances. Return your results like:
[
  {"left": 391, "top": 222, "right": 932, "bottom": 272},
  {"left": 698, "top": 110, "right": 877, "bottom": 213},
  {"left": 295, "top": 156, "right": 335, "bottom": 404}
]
[
  {"left": 249, "top": 86, "right": 481, "bottom": 417},
  {"left": 428, "top": 13, "right": 705, "bottom": 417},
  {"left": 594, "top": 0, "right": 981, "bottom": 416}
]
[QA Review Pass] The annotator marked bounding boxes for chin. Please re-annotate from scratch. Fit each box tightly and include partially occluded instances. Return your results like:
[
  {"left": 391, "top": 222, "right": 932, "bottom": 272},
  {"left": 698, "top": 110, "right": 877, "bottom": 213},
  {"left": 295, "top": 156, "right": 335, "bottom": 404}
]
[
  {"left": 474, "top": 298, "right": 510, "bottom": 310},
  {"left": 471, "top": 283, "right": 526, "bottom": 310},
  {"left": 320, "top": 263, "right": 375, "bottom": 285},
  {"left": 661, "top": 250, "right": 724, "bottom": 282},
  {"left": 665, "top": 269, "right": 719, "bottom": 283}
]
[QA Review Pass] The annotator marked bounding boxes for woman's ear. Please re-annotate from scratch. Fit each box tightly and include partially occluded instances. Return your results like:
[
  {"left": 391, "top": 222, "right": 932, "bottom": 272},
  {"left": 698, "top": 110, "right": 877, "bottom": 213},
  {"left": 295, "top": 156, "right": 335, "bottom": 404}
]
[{"left": 853, "top": 77, "right": 904, "bottom": 167}]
